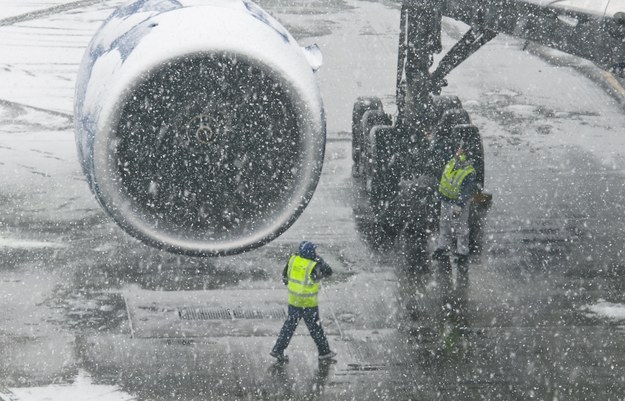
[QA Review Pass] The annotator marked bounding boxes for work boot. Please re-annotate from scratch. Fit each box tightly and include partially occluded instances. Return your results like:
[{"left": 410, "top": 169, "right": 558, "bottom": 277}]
[
  {"left": 318, "top": 350, "right": 337, "bottom": 360},
  {"left": 270, "top": 350, "right": 289, "bottom": 362}
]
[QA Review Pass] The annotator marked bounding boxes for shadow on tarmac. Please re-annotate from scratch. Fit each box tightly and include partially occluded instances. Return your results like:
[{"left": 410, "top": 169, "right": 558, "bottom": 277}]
[
  {"left": 396, "top": 256, "right": 473, "bottom": 385},
  {"left": 267, "top": 359, "right": 336, "bottom": 401}
]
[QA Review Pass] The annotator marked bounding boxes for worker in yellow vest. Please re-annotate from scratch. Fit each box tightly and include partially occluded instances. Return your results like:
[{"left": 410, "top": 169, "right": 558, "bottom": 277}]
[
  {"left": 432, "top": 145, "right": 477, "bottom": 270},
  {"left": 270, "top": 241, "right": 336, "bottom": 362}
]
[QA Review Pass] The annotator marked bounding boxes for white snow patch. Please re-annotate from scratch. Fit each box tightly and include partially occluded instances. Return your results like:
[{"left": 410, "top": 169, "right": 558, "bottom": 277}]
[
  {"left": 506, "top": 104, "right": 538, "bottom": 117},
  {"left": 582, "top": 299, "right": 625, "bottom": 322},
  {"left": 0, "top": 237, "right": 66, "bottom": 249},
  {"left": 0, "top": 370, "right": 135, "bottom": 401},
  {"left": 92, "top": 243, "right": 117, "bottom": 252},
  {"left": 486, "top": 88, "right": 520, "bottom": 98}
]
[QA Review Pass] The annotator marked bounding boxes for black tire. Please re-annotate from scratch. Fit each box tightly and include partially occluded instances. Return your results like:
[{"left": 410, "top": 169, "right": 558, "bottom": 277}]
[
  {"left": 399, "top": 221, "right": 430, "bottom": 273},
  {"left": 364, "top": 124, "right": 397, "bottom": 204},
  {"left": 352, "top": 97, "right": 383, "bottom": 176},
  {"left": 396, "top": 176, "right": 439, "bottom": 272},
  {"left": 432, "top": 95, "right": 462, "bottom": 122},
  {"left": 429, "top": 108, "right": 472, "bottom": 178},
  {"left": 354, "top": 124, "right": 400, "bottom": 251},
  {"left": 452, "top": 124, "right": 484, "bottom": 187}
]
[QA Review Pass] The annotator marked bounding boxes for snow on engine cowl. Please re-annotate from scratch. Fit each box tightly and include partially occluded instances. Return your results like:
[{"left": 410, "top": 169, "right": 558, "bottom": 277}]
[{"left": 74, "top": 0, "right": 326, "bottom": 256}]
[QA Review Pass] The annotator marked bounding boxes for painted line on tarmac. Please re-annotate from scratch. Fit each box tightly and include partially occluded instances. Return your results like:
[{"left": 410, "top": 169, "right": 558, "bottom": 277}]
[
  {"left": 0, "top": 0, "right": 107, "bottom": 26},
  {"left": 327, "top": 304, "right": 345, "bottom": 340},
  {"left": 0, "top": 237, "right": 67, "bottom": 249},
  {"left": 0, "top": 99, "right": 73, "bottom": 120},
  {"left": 123, "top": 294, "right": 136, "bottom": 339}
]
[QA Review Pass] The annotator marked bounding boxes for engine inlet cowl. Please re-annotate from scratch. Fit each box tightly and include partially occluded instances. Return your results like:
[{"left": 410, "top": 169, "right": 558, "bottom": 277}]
[{"left": 74, "top": 0, "right": 326, "bottom": 256}]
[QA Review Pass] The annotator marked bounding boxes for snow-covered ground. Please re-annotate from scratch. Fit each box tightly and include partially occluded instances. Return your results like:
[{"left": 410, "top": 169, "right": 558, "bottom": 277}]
[
  {"left": 0, "top": 370, "right": 134, "bottom": 401},
  {"left": 583, "top": 300, "right": 625, "bottom": 325}
]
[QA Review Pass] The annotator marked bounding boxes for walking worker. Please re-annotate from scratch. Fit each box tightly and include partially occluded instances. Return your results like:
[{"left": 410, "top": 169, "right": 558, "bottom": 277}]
[
  {"left": 270, "top": 241, "right": 336, "bottom": 362},
  {"left": 432, "top": 144, "right": 477, "bottom": 269}
]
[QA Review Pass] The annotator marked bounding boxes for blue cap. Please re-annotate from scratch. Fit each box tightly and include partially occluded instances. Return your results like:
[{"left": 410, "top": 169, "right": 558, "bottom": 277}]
[{"left": 298, "top": 241, "right": 317, "bottom": 259}]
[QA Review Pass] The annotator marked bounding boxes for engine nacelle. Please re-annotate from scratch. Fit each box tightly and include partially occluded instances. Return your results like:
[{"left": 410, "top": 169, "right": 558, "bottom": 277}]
[{"left": 74, "top": 0, "right": 326, "bottom": 256}]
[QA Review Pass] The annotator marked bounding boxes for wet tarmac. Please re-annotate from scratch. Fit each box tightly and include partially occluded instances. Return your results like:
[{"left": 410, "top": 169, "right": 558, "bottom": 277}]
[{"left": 2, "top": 0, "right": 625, "bottom": 400}]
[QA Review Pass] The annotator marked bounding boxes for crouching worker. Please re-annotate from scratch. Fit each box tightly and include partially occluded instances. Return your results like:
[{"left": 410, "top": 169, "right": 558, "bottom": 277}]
[
  {"left": 270, "top": 241, "right": 336, "bottom": 362},
  {"left": 432, "top": 144, "right": 477, "bottom": 271}
]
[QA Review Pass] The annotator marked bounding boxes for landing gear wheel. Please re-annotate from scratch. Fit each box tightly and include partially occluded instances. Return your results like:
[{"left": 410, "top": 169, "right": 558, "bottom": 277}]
[
  {"left": 399, "top": 221, "right": 430, "bottom": 273},
  {"left": 352, "top": 97, "right": 384, "bottom": 177},
  {"left": 352, "top": 105, "right": 398, "bottom": 252},
  {"left": 396, "top": 176, "right": 439, "bottom": 273},
  {"left": 355, "top": 125, "right": 399, "bottom": 251}
]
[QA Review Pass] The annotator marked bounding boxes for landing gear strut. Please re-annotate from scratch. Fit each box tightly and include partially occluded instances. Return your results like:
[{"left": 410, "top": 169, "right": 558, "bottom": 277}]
[{"left": 351, "top": 1, "right": 492, "bottom": 271}]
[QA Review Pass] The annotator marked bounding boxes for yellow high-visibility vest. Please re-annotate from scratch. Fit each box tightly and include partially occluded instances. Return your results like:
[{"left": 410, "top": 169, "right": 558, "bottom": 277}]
[
  {"left": 287, "top": 255, "right": 319, "bottom": 308},
  {"left": 438, "top": 158, "right": 475, "bottom": 201}
]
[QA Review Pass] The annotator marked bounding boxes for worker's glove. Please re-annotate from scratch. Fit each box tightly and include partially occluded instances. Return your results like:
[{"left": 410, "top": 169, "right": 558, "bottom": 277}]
[
  {"left": 282, "top": 277, "right": 288, "bottom": 286},
  {"left": 452, "top": 205, "right": 463, "bottom": 219}
]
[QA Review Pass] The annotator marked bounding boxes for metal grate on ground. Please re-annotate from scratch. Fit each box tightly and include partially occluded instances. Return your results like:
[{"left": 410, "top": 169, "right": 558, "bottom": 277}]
[{"left": 178, "top": 306, "right": 287, "bottom": 321}]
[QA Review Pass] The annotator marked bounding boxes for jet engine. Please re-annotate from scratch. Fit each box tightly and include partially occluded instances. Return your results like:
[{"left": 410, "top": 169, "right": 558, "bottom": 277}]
[{"left": 74, "top": 0, "right": 326, "bottom": 256}]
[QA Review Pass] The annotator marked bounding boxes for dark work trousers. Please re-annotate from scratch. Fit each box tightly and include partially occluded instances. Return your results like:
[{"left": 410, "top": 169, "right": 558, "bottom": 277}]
[{"left": 272, "top": 305, "right": 330, "bottom": 355}]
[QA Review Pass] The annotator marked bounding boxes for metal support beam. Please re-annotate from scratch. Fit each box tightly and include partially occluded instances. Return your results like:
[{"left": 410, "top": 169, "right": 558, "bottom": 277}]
[
  {"left": 444, "top": 0, "right": 625, "bottom": 71},
  {"left": 430, "top": 27, "right": 497, "bottom": 94},
  {"left": 397, "top": 1, "right": 443, "bottom": 139}
]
